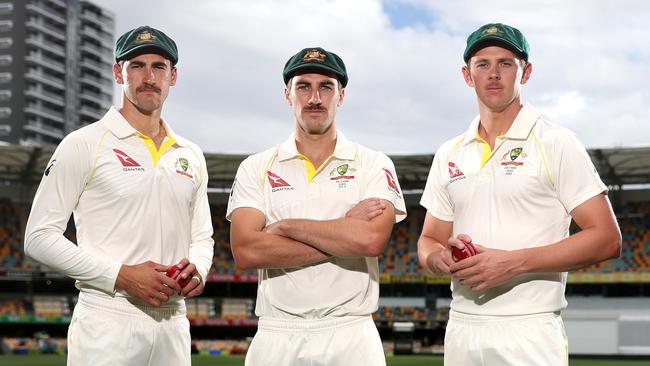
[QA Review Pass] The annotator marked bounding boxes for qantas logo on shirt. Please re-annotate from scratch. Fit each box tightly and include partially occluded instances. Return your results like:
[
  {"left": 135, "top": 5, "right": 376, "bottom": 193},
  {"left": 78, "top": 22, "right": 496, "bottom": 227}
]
[
  {"left": 267, "top": 171, "right": 294, "bottom": 192},
  {"left": 383, "top": 168, "right": 400, "bottom": 194},
  {"left": 448, "top": 162, "right": 464, "bottom": 178},
  {"left": 448, "top": 162, "right": 466, "bottom": 183},
  {"left": 113, "top": 149, "right": 144, "bottom": 172}
]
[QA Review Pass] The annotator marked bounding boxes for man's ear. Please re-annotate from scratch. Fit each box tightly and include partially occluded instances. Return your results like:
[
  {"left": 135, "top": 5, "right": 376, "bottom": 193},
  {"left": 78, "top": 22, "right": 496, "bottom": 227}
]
[
  {"left": 113, "top": 63, "right": 124, "bottom": 84},
  {"left": 520, "top": 62, "right": 533, "bottom": 85},
  {"left": 461, "top": 65, "right": 474, "bottom": 87}
]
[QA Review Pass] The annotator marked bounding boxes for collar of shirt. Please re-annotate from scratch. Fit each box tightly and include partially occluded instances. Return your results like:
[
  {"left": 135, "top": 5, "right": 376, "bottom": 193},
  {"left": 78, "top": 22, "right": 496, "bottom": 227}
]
[
  {"left": 462, "top": 102, "right": 542, "bottom": 145},
  {"left": 277, "top": 129, "right": 356, "bottom": 162},
  {"left": 102, "top": 106, "right": 189, "bottom": 147}
]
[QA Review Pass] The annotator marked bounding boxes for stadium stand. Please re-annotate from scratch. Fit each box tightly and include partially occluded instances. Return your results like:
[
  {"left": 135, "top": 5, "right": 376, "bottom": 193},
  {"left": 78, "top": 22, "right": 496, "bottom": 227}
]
[
  {"left": 32, "top": 296, "right": 70, "bottom": 319},
  {"left": 210, "top": 204, "right": 246, "bottom": 275},
  {"left": 380, "top": 220, "right": 420, "bottom": 275},
  {"left": 0, "top": 199, "right": 25, "bottom": 269},
  {"left": 193, "top": 339, "right": 249, "bottom": 355},
  {"left": 575, "top": 201, "right": 650, "bottom": 274},
  {"left": 1, "top": 199, "right": 650, "bottom": 282},
  {"left": 0, "top": 299, "right": 27, "bottom": 317},
  {"left": 1, "top": 336, "right": 65, "bottom": 355},
  {"left": 374, "top": 305, "right": 428, "bottom": 322}
]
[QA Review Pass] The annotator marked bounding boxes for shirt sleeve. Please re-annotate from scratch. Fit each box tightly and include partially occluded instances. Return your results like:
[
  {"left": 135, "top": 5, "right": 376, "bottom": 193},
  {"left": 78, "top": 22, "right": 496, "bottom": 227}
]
[
  {"left": 188, "top": 147, "right": 215, "bottom": 282},
  {"left": 226, "top": 154, "right": 266, "bottom": 221},
  {"left": 361, "top": 152, "right": 407, "bottom": 223},
  {"left": 420, "top": 148, "right": 454, "bottom": 222},
  {"left": 24, "top": 132, "right": 122, "bottom": 294},
  {"left": 550, "top": 129, "right": 607, "bottom": 213}
]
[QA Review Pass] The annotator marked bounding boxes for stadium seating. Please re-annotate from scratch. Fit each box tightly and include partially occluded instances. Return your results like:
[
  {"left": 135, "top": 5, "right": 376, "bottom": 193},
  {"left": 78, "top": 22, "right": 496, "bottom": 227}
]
[
  {"left": 32, "top": 296, "right": 70, "bottom": 319},
  {"left": 575, "top": 201, "right": 650, "bottom": 273},
  {"left": 0, "top": 199, "right": 60, "bottom": 271},
  {"left": 379, "top": 217, "right": 422, "bottom": 275},
  {"left": 2, "top": 201, "right": 650, "bottom": 276},
  {"left": 209, "top": 204, "right": 255, "bottom": 275},
  {"left": 1, "top": 336, "right": 66, "bottom": 355},
  {"left": 0, "top": 299, "right": 27, "bottom": 317},
  {"left": 186, "top": 297, "right": 255, "bottom": 320},
  {"left": 192, "top": 339, "right": 249, "bottom": 355},
  {"left": 0, "top": 199, "right": 26, "bottom": 269},
  {"left": 374, "top": 305, "right": 427, "bottom": 321}
]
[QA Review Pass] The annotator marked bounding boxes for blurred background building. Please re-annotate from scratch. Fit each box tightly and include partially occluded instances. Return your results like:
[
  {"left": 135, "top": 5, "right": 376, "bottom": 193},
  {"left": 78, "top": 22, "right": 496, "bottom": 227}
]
[{"left": 0, "top": 0, "right": 114, "bottom": 146}]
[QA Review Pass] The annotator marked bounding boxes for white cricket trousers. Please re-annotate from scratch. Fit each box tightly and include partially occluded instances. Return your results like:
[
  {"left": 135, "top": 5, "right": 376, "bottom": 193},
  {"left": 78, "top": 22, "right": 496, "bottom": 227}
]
[
  {"left": 245, "top": 315, "right": 386, "bottom": 366},
  {"left": 66, "top": 292, "right": 190, "bottom": 366},
  {"left": 444, "top": 310, "right": 569, "bottom": 366}
]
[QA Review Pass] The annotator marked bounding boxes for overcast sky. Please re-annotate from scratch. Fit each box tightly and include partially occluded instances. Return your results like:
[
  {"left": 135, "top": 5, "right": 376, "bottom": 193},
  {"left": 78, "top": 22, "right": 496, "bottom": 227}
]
[{"left": 92, "top": 0, "right": 650, "bottom": 154}]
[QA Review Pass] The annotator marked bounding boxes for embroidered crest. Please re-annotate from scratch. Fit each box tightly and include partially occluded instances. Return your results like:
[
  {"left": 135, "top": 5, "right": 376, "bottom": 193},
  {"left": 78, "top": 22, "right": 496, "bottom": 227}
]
[
  {"left": 303, "top": 49, "right": 326, "bottom": 62},
  {"left": 135, "top": 30, "right": 156, "bottom": 43}
]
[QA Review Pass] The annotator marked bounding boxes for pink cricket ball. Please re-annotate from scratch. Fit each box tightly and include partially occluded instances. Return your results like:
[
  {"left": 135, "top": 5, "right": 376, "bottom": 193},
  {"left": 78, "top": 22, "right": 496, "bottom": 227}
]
[
  {"left": 166, "top": 266, "right": 190, "bottom": 287},
  {"left": 451, "top": 240, "right": 476, "bottom": 262}
]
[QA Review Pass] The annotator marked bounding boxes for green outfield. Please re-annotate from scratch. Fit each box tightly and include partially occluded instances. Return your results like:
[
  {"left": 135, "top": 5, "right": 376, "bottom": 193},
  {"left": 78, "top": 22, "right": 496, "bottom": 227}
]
[{"left": 1, "top": 355, "right": 649, "bottom": 365}]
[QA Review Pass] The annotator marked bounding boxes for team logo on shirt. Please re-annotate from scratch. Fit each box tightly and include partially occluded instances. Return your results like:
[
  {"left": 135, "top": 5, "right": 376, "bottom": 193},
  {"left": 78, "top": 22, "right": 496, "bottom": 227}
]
[
  {"left": 383, "top": 168, "right": 401, "bottom": 195},
  {"left": 179, "top": 158, "right": 189, "bottom": 171},
  {"left": 113, "top": 149, "right": 144, "bottom": 172},
  {"left": 499, "top": 147, "right": 527, "bottom": 175},
  {"left": 329, "top": 164, "right": 356, "bottom": 188},
  {"left": 175, "top": 157, "right": 193, "bottom": 180},
  {"left": 267, "top": 171, "right": 294, "bottom": 192},
  {"left": 337, "top": 164, "right": 348, "bottom": 175},
  {"left": 448, "top": 162, "right": 466, "bottom": 183},
  {"left": 509, "top": 147, "right": 523, "bottom": 161}
]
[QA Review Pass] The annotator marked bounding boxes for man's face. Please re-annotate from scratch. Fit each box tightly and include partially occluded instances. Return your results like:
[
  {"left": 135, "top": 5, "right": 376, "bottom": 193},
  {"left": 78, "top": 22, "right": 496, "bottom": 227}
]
[
  {"left": 113, "top": 53, "right": 177, "bottom": 114},
  {"left": 285, "top": 72, "right": 344, "bottom": 135},
  {"left": 462, "top": 46, "right": 531, "bottom": 112}
]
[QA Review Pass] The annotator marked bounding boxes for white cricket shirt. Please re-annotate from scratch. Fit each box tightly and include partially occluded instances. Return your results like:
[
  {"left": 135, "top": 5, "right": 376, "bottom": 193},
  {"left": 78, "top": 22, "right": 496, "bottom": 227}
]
[
  {"left": 227, "top": 131, "right": 406, "bottom": 319},
  {"left": 25, "top": 107, "right": 214, "bottom": 298},
  {"left": 421, "top": 103, "right": 606, "bottom": 315}
]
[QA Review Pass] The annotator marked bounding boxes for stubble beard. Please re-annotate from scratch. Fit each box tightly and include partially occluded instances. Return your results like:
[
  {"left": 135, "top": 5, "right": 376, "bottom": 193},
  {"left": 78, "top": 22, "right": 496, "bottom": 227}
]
[
  {"left": 126, "top": 92, "right": 163, "bottom": 115},
  {"left": 298, "top": 115, "right": 333, "bottom": 135}
]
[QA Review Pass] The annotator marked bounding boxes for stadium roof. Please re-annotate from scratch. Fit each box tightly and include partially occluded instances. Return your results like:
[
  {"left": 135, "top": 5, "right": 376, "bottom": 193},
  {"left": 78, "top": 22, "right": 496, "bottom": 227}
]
[
  {"left": 1, "top": 144, "right": 649, "bottom": 192},
  {"left": 588, "top": 146, "right": 650, "bottom": 187}
]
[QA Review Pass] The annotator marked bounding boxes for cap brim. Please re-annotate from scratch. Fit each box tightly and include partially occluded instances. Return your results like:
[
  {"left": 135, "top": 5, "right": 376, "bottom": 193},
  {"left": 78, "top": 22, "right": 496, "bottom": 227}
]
[
  {"left": 465, "top": 37, "right": 526, "bottom": 62},
  {"left": 284, "top": 64, "right": 346, "bottom": 86},
  {"left": 117, "top": 44, "right": 176, "bottom": 65}
]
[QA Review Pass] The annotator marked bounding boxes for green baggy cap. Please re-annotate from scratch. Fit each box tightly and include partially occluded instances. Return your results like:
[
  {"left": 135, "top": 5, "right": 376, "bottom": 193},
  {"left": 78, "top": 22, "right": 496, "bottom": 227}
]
[
  {"left": 114, "top": 25, "right": 178, "bottom": 65},
  {"left": 464, "top": 23, "right": 529, "bottom": 63},
  {"left": 283, "top": 47, "right": 348, "bottom": 87}
]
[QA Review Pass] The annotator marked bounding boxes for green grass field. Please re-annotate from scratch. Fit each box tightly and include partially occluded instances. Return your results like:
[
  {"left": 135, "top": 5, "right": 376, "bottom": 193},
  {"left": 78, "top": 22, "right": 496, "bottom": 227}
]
[{"left": 0, "top": 355, "right": 648, "bottom": 365}]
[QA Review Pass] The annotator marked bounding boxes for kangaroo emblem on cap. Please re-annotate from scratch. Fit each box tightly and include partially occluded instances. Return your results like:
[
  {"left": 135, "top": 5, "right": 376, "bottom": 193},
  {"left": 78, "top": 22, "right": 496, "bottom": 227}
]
[
  {"left": 303, "top": 49, "right": 326, "bottom": 62},
  {"left": 482, "top": 26, "right": 500, "bottom": 36},
  {"left": 136, "top": 30, "right": 156, "bottom": 43}
]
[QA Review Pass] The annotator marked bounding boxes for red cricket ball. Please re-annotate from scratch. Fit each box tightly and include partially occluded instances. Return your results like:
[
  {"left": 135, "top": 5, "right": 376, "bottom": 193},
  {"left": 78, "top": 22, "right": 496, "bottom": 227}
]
[
  {"left": 166, "top": 266, "right": 191, "bottom": 287},
  {"left": 451, "top": 240, "right": 476, "bottom": 262}
]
